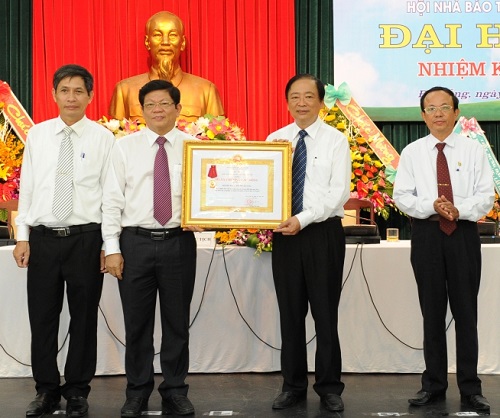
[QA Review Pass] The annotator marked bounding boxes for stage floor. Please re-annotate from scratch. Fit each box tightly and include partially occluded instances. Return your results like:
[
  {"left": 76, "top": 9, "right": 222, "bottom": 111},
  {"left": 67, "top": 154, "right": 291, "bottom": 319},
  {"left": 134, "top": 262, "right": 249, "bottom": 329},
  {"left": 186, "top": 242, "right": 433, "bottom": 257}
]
[{"left": 0, "top": 373, "right": 497, "bottom": 417}]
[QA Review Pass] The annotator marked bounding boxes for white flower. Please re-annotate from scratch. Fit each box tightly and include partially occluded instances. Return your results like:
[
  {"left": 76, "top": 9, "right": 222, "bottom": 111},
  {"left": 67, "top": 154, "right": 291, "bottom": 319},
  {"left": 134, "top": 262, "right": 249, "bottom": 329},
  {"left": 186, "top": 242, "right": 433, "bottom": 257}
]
[
  {"left": 102, "top": 119, "right": 121, "bottom": 132},
  {"left": 195, "top": 117, "right": 210, "bottom": 129}
]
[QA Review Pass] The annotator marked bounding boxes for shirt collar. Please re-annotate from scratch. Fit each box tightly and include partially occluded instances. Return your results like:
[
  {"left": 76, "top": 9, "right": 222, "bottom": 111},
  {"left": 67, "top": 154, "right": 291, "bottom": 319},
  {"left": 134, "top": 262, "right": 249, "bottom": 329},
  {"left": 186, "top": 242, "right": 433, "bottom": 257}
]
[
  {"left": 427, "top": 132, "right": 457, "bottom": 150},
  {"left": 145, "top": 126, "right": 179, "bottom": 147},
  {"left": 293, "top": 116, "right": 322, "bottom": 140},
  {"left": 56, "top": 115, "right": 88, "bottom": 138}
]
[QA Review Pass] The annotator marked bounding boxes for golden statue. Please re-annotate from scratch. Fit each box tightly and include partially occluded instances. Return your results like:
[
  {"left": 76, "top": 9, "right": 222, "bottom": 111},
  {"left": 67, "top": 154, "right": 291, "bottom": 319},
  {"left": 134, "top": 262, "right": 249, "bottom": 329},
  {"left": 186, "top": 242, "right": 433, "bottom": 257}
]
[{"left": 109, "top": 11, "right": 224, "bottom": 123}]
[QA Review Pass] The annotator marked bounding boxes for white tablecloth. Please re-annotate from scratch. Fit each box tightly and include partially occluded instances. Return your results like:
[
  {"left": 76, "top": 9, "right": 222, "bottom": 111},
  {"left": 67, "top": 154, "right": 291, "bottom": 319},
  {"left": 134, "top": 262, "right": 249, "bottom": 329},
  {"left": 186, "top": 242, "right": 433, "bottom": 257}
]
[{"left": 1, "top": 242, "right": 499, "bottom": 377}]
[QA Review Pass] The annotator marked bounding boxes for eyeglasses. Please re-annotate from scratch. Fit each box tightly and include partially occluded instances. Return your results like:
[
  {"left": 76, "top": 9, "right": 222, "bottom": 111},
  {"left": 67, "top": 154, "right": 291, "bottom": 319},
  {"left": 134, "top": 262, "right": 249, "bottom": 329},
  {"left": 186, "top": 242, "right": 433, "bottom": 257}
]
[
  {"left": 143, "top": 101, "right": 175, "bottom": 111},
  {"left": 423, "top": 105, "right": 454, "bottom": 114},
  {"left": 288, "top": 95, "right": 317, "bottom": 104}
]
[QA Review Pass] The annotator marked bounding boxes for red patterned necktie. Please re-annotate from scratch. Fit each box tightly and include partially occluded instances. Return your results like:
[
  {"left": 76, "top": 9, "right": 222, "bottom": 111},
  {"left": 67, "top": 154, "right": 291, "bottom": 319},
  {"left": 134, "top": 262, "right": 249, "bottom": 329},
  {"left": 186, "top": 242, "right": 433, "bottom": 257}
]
[
  {"left": 154, "top": 136, "right": 172, "bottom": 225},
  {"left": 436, "top": 142, "right": 457, "bottom": 235}
]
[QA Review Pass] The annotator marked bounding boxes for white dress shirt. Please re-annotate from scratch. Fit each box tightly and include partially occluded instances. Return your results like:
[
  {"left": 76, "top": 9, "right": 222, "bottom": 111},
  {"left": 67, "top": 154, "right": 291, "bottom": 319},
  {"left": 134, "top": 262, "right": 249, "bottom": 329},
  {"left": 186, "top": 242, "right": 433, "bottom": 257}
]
[
  {"left": 15, "top": 116, "right": 115, "bottom": 241},
  {"left": 102, "top": 127, "right": 196, "bottom": 255},
  {"left": 393, "top": 132, "right": 494, "bottom": 221},
  {"left": 266, "top": 117, "right": 352, "bottom": 229}
]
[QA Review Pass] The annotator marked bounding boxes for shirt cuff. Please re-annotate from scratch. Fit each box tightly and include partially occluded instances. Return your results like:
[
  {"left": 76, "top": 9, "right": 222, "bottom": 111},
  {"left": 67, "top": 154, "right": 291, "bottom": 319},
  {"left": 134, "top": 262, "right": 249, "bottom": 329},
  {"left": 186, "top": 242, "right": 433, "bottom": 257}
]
[
  {"left": 16, "top": 225, "right": 30, "bottom": 242},
  {"left": 104, "top": 238, "right": 121, "bottom": 256}
]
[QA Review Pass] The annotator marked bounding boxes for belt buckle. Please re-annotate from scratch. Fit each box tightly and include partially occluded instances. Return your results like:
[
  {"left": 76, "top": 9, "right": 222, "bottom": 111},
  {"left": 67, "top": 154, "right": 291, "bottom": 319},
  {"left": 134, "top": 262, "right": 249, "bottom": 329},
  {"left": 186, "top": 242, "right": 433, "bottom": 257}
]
[
  {"left": 53, "top": 227, "right": 70, "bottom": 237},
  {"left": 151, "top": 231, "right": 166, "bottom": 241}
]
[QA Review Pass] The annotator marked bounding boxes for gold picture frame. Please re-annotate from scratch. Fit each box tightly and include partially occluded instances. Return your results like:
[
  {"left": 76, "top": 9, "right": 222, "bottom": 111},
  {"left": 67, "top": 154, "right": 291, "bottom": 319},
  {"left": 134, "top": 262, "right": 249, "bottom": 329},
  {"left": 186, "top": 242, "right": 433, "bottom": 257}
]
[{"left": 182, "top": 140, "right": 292, "bottom": 229}]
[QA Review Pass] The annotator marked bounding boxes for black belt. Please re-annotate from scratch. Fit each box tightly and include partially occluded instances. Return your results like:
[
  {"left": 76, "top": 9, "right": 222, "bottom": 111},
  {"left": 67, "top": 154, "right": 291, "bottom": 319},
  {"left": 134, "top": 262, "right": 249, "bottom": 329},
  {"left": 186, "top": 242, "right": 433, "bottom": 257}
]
[
  {"left": 123, "top": 226, "right": 184, "bottom": 240},
  {"left": 323, "top": 216, "right": 342, "bottom": 223},
  {"left": 412, "top": 215, "right": 442, "bottom": 222},
  {"left": 31, "top": 223, "right": 101, "bottom": 237}
]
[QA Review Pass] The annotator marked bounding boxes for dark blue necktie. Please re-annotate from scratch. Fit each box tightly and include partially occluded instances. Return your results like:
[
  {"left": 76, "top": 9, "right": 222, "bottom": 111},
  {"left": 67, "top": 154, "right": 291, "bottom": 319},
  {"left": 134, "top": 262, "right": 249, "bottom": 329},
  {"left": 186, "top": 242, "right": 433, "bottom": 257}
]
[{"left": 291, "top": 129, "right": 308, "bottom": 215}]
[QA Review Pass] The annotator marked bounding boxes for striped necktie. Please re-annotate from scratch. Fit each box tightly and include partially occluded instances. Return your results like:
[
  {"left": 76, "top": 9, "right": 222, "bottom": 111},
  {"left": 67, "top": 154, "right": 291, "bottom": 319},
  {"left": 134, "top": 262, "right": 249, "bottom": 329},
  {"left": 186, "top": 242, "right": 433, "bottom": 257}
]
[
  {"left": 291, "top": 129, "right": 308, "bottom": 215},
  {"left": 52, "top": 126, "right": 74, "bottom": 220},
  {"left": 436, "top": 142, "right": 457, "bottom": 235},
  {"left": 154, "top": 136, "right": 172, "bottom": 225}
]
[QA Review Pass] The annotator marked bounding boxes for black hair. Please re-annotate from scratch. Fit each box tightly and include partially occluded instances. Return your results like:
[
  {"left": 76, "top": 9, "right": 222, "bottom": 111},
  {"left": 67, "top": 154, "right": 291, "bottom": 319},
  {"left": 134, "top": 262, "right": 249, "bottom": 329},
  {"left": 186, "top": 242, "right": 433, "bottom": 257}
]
[
  {"left": 53, "top": 64, "right": 93, "bottom": 93},
  {"left": 420, "top": 86, "right": 459, "bottom": 111},
  {"left": 138, "top": 79, "right": 181, "bottom": 106},
  {"left": 285, "top": 74, "right": 325, "bottom": 101}
]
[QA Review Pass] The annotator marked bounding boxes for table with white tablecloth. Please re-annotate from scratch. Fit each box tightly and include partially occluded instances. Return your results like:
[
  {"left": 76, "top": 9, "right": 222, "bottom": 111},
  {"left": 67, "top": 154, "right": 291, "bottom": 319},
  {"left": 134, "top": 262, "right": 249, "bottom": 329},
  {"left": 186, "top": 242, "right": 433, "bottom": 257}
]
[{"left": 1, "top": 242, "right": 499, "bottom": 377}]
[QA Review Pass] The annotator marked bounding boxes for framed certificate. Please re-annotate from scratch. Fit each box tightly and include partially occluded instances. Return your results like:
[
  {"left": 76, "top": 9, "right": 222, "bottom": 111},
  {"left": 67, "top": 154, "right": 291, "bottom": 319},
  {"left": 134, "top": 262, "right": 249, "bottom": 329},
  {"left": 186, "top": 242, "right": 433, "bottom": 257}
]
[{"left": 182, "top": 141, "right": 292, "bottom": 229}]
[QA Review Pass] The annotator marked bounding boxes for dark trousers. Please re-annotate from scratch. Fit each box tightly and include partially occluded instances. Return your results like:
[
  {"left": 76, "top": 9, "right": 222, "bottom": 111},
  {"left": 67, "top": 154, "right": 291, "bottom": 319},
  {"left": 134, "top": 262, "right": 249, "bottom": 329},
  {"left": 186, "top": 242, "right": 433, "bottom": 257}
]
[
  {"left": 410, "top": 219, "right": 482, "bottom": 396},
  {"left": 118, "top": 229, "right": 197, "bottom": 400},
  {"left": 27, "top": 228, "right": 103, "bottom": 399},
  {"left": 272, "top": 219, "right": 345, "bottom": 397}
]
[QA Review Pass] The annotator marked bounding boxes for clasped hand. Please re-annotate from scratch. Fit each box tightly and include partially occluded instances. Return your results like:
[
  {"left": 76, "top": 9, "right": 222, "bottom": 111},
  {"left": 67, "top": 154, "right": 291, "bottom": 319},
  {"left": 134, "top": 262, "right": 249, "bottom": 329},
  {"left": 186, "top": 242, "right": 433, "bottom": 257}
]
[
  {"left": 434, "top": 195, "right": 458, "bottom": 221},
  {"left": 105, "top": 253, "right": 124, "bottom": 280}
]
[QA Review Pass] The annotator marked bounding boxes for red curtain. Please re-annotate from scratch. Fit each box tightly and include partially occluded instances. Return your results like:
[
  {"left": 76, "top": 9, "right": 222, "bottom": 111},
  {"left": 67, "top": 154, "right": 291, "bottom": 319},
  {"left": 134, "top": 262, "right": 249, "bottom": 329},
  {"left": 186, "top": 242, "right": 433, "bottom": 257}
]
[{"left": 32, "top": 0, "right": 295, "bottom": 140}]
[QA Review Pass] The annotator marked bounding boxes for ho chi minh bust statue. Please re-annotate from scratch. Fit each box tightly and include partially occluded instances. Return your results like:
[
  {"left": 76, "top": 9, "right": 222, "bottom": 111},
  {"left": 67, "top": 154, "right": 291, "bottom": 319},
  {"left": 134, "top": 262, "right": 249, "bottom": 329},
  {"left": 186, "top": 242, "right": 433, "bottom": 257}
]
[{"left": 109, "top": 11, "right": 224, "bottom": 123}]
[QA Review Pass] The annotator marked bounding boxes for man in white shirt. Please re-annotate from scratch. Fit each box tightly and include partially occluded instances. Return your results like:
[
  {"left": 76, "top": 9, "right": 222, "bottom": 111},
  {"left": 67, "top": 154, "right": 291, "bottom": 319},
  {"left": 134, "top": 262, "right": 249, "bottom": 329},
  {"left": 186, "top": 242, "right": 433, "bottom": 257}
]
[
  {"left": 13, "top": 64, "right": 115, "bottom": 417},
  {"left": 102, "top": 80, "right": 201, "bottom": 417},
  {"left": 266, "top": 74, "right": 351, "bottom": 413},
  {"left": 394, "top": 86, "right": 493, "bottom": 413}
]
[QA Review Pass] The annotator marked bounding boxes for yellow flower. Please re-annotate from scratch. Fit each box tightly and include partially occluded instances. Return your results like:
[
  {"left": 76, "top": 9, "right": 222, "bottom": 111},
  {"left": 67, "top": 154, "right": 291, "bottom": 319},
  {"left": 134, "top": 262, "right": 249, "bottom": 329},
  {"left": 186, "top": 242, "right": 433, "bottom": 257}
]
[
  {"left": 206, "top": 129, "right": 215, "bottom": 139},
  {"left": 214, "top": 231, "right": 229, "bottom": 243},
  {"left": 0, "top": 163, "right": 9, "bottom": 181},
  {"left": 321, "top": 104, "right": 398, "bottom": 220}
]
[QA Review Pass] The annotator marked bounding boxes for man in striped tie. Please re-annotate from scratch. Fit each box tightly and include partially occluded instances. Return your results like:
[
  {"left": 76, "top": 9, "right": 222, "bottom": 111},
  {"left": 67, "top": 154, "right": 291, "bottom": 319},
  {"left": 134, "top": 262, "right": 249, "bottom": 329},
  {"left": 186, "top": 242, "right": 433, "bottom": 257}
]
[
  {"left": 266, "top": 74, "right": 352, "bottom": 413},
  {"left": 13, "top": 64, "right": 115, "bottom": 417},
  {"left": 102, "top": 80, "right": 202, "bottom": 417}
]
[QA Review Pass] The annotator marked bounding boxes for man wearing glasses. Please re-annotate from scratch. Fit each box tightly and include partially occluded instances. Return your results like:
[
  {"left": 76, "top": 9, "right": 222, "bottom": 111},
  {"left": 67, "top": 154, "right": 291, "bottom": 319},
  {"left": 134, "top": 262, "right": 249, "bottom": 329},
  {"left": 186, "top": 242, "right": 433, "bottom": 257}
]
[
  {"left": 394, "top": 86, "right": 493, "bottom": 413},
  {"left": 102, "top": 80, "right": 202, "bottom": 417}
]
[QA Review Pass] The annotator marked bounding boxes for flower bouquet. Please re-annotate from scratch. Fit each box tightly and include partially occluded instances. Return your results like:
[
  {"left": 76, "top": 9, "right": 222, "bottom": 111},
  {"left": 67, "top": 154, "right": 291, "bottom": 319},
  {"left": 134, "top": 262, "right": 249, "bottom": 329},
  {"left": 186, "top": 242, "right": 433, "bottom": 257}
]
[
  {"left": 177, "top": 114, "right": 246, "bottom": 141},
  {"left": 0, "top": 103, "right": 24, "bottom": 200},
  {"left": 320, "top": 106, "right": 397, "bottom": 220},
  {"left": 0, "top": 103, "right": 24, "bottom": 225},
  {"left": 97, "top": 116, "right": 145, "bottom": 138},
  {"left": 215, "top": 228, "right": 272, "bottom": 255}
]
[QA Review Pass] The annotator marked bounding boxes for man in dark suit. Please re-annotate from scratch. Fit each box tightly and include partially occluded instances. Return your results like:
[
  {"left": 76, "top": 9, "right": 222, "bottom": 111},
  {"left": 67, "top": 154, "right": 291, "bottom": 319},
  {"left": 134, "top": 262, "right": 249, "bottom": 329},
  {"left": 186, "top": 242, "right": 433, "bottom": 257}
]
[
  {"left": 13, "top": 64, "right": 115, "bottom": 417},
  {"left": 394, "top": 86, "right": 493, "bottom": 413},
  {"left": 103, "top": 80, "right": 202, "bottom": 417},
  {"left": 266, "top": 74, "right": 351, "bottom": 413}
]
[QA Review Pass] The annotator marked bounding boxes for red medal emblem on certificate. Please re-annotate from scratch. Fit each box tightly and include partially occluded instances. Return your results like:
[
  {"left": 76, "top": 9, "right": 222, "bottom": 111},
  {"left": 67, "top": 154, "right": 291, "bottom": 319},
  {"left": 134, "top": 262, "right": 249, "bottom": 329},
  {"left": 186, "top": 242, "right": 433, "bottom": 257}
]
[{"left": 208, "top": 164, "right": 218, "bottom": 178}]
